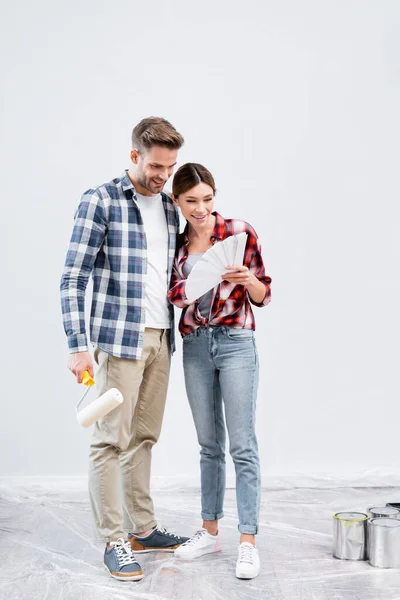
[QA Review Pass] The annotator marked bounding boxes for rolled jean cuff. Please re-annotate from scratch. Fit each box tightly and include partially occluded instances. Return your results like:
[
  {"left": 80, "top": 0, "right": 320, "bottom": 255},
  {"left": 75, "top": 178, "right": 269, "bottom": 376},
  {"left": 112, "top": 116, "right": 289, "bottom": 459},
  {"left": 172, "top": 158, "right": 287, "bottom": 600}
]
[
  {"left": 238, "top": 524, "right": 258, "bottom": 534},
  {"left": 201, "top": 511, "right": 224, "bottom": 521},
  {"left": 96, "top": 533, "right": 125, "bottom": 544}
]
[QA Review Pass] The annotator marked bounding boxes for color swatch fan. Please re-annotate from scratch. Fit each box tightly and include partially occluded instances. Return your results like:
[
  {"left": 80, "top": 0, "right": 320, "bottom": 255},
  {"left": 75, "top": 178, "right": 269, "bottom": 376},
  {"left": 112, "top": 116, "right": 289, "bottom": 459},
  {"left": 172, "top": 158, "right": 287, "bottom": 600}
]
[{"left": 185, "top": 232, "right": 248, "bottom": 303}]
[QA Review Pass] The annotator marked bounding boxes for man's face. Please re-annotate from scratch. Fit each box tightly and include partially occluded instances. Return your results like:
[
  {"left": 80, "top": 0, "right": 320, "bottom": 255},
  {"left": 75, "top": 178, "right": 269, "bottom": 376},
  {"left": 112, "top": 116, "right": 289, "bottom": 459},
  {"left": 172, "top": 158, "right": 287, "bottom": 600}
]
[{"left": 131, "top": 146, "right": 178, "bottom": 195}]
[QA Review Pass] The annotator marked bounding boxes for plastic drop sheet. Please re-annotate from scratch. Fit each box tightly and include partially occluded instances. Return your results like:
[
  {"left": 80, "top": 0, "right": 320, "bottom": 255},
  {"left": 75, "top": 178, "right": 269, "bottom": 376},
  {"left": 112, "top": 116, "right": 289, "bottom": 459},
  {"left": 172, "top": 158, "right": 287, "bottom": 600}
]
[{"left": 1, "top": 477, "right": 400, "bottom": 600}]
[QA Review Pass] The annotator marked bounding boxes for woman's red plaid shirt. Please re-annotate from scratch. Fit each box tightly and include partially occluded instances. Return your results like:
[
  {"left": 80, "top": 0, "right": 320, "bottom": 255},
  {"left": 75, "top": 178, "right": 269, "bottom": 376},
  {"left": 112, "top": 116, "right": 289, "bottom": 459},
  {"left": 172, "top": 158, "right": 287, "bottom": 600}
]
[{"left": 168, "top": 212, "right": 272, "bottom": 337}]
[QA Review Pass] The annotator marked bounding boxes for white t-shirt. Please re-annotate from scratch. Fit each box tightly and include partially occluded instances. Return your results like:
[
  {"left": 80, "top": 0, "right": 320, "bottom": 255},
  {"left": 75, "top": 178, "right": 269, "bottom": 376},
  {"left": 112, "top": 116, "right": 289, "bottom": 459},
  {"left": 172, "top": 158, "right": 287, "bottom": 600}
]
[{"left": 135, "top": 192, "right": 170, "bottom": 328}]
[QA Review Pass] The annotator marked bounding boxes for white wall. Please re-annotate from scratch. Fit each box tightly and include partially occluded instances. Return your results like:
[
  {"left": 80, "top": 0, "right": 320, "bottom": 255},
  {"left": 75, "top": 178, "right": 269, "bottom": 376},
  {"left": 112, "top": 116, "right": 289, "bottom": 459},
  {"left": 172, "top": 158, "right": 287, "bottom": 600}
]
[{"left": 1, "top": 0, "right": 399, "bottom": 484}]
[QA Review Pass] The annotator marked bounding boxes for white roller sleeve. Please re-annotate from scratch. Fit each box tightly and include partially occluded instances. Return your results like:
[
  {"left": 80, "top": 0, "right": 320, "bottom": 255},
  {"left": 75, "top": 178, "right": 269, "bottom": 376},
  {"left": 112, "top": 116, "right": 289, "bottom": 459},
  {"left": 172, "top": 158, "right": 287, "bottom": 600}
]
[{"left": 77, "top": 388, "right": 123, "bottom": 428}]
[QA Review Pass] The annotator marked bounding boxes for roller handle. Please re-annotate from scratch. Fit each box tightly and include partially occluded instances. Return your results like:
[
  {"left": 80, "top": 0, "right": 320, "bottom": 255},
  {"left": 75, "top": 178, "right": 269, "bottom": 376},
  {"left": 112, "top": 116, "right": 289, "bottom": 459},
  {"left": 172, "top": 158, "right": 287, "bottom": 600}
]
[{"left": 76, "top": 370, "right": 95, "bottom": 412}]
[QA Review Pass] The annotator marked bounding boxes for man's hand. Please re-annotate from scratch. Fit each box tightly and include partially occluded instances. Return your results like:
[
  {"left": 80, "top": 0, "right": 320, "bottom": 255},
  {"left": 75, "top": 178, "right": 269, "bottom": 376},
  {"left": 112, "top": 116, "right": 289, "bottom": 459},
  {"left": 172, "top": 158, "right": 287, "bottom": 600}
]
[
  {"left": 221, "top": 265, "right": 256, "bottom": 287},
  {"left": 67, "top": 351, "right": 94, "bottom": 383}
]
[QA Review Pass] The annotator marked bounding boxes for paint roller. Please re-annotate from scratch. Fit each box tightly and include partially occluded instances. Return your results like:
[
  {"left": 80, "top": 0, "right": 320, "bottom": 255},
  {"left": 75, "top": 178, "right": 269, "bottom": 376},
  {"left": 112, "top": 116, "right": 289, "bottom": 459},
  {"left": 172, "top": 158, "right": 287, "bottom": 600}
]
[{"left": 76, "top": 370, "right": 123, "bottom": 427}]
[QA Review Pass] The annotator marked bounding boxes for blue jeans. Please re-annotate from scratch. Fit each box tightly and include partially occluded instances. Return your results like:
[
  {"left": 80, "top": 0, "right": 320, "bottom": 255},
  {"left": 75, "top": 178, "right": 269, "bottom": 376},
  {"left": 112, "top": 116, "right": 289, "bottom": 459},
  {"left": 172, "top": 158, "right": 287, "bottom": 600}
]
[{"left": 183, "top": 326, "right": 260, "bottom": 534}]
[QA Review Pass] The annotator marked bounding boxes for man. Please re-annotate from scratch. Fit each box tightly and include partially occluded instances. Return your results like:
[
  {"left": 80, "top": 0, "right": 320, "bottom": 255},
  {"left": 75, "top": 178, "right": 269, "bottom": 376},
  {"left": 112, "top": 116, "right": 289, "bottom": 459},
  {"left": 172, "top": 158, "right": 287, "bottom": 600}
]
[{"left": 60, "top": 117, "right": 187, "bottom": 581}]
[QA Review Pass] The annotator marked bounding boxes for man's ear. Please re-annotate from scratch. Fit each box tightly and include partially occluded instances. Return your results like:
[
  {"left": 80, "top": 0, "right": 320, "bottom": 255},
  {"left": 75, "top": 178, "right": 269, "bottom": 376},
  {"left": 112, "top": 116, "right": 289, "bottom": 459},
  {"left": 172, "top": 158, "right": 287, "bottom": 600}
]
[{"left": 130, "top": 148, "right": 140, "bottom": 164}]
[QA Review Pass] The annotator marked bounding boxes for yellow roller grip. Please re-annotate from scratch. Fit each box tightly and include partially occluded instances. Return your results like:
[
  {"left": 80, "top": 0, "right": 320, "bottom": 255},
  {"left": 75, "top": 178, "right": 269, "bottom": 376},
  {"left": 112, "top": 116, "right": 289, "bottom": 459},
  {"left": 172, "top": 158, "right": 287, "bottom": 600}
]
[{"left": 82, "top": 370, "right": 95, "bottom": 387}]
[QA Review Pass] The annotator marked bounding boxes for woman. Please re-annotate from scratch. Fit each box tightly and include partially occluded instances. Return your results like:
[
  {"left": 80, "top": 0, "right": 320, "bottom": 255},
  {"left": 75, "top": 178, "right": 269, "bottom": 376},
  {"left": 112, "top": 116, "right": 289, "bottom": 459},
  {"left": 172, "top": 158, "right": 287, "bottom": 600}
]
[{"left": 168, "top": 163, "right": 271, "bottom": 579}]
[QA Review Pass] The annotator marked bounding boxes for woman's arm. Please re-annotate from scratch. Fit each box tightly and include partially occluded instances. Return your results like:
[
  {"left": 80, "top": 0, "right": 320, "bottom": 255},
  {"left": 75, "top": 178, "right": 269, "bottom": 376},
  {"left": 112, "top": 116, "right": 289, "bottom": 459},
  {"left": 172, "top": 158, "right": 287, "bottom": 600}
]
[{"left": 222, "top": 225, "right": 271, "bottom": 306}]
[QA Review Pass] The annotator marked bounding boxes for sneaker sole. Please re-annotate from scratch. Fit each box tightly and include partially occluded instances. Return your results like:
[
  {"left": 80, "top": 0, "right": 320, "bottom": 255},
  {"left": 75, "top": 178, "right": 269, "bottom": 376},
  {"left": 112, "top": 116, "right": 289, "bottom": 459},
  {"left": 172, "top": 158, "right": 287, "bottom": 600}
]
[
  {"left": 104, "top": 564, "right": 144, "bottom": 581},
  {"left": 130, "top": 541, "right": 183, "bottom": 554},
  {"left": 235, "top": 569, "right": 260, "bottom": 580},
  {"left": 175, "top": 546, "right": 222, "bottom": 561},
  {"left": 133, "top": 547, "right": 180, "bottom": 554}
]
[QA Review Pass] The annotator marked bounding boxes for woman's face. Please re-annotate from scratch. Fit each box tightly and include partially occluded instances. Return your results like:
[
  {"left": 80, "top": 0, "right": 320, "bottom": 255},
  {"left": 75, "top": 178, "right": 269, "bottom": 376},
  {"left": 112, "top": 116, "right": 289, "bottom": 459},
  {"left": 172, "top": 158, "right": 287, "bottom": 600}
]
[{"left": 174, "top": 182, "right": 215, "bottom": 230}]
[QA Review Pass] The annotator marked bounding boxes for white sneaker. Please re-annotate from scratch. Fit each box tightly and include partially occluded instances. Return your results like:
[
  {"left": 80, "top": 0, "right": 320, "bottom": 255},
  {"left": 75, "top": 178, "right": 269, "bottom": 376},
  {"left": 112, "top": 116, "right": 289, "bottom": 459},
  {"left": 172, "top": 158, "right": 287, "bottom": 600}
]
[
  {"left": 174, "top": 528, "right": 221, "bottom": 560},
  {"left": 236, "top": 542, "right": 260, "bottom": 579}
]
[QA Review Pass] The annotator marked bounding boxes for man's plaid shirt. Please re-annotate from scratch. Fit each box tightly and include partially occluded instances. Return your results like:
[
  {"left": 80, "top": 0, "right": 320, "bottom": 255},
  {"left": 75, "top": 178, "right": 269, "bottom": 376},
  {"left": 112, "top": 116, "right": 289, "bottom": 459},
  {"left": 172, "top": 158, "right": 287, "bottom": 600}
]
[
  {"left": 168, "top": 212, "right": 271, "bottom": 336},
  {"left": 60, "top": 171, "right": 179, "bottom": 359}
]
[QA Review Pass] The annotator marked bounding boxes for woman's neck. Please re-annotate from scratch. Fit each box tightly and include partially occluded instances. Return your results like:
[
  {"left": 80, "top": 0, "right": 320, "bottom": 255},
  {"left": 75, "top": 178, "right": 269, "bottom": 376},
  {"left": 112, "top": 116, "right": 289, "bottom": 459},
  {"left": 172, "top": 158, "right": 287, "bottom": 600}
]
[{"left": 187, "top": 214, "right": 216, "bottom": 241}]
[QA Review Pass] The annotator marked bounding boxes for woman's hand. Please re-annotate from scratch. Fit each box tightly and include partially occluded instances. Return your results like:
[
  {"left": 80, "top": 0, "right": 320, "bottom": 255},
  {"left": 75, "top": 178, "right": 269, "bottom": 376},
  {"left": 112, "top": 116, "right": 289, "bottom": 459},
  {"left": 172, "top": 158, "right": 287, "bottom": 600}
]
[
  {"left": 222, "top": 265, "right": 267, "bottom": 304},
  {"left": 221, "top": 265, "right": 256, "bottom": 287}
]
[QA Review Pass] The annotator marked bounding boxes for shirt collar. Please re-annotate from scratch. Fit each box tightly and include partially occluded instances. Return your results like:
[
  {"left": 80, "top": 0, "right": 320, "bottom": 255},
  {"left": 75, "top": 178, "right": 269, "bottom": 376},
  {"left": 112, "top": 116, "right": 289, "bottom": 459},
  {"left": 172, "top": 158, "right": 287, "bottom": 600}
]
[
  {"left": 212, "top": 211, "right": 227, "bottom": 240},
  {"left": 121, "top": 170, "right": 136, "bottom": 193}
]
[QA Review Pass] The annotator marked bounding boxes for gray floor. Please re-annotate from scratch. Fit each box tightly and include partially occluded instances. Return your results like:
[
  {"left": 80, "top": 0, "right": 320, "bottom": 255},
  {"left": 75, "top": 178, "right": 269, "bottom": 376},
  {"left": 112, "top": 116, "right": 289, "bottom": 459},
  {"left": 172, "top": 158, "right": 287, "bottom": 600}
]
[{"left": 1, "top": 479, "right": 400, "bottom": 600}]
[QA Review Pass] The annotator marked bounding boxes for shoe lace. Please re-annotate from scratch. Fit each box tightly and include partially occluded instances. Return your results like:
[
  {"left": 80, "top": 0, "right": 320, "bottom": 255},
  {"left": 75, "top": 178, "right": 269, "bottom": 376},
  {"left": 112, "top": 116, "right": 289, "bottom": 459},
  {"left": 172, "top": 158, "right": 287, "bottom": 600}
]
[
  {"left": 111, "top": 538, "right": 138, "bottom": 568},
  {"left": 239, "top": 543, "right": 255, "bottom": 564},
  {"left": 155, "top": 523, "right": 181, "bottom": 539},
  {"left": 181, "top": 529, "right": 207, "bottom": 547}
]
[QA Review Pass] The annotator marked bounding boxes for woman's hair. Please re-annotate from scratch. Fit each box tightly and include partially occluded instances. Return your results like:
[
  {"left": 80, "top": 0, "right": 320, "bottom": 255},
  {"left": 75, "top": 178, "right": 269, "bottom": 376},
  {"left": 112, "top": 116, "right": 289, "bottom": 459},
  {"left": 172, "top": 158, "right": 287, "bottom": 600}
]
[{"left": 172, "top": 163, "right": 216, "bottom": 197}]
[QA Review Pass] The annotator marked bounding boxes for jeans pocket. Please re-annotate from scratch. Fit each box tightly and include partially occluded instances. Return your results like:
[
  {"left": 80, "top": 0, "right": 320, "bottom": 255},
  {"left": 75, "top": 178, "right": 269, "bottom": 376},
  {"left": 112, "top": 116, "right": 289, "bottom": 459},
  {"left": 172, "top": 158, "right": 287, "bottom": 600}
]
[
  {"left": 93, "top": 347, "right": 100, "bottom": 365},
  {"left": 182, "top": 331, "right": 196, "bottom": 343},
  {"left": 226, "top": 328, "right": 254, "bottom": 340}
]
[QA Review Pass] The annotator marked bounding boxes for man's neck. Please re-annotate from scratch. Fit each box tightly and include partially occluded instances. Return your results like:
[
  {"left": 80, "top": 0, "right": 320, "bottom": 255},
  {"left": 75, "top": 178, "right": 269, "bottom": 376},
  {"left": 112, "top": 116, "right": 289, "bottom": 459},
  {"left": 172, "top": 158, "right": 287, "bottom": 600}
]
[{"left": 127, "top": 169, "right": 158, "bottom": 197}]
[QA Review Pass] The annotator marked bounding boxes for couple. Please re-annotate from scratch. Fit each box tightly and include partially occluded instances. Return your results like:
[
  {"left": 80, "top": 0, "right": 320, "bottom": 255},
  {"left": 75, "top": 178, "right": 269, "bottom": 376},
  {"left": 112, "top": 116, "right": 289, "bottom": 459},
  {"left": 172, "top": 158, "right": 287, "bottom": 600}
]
[{"left": 60, "top": 117, "right": 271, "bottom": 582}]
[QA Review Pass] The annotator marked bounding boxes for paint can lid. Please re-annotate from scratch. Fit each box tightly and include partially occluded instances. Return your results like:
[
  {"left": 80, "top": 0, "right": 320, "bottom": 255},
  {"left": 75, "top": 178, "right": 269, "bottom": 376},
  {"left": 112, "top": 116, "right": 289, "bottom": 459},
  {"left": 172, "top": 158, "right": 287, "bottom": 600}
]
[
  {"left": 370, "top": 518, "right": 400, "bottom": 528},
  {"left": 334, "top": 512, "right": 368, "bottom": 522},
  {"left": 368, "top": 506, "right": 399, "bottom": 516}
]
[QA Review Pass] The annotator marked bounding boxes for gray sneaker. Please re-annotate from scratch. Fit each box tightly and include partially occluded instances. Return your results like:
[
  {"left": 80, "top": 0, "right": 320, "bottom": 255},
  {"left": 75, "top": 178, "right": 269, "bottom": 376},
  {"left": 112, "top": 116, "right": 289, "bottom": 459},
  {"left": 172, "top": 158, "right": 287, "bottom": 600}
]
[
  {"left": 129, "top": 524, "right": 189, "bottom": 553},
  {"left": 104, "top": 538, "right": 143, "bottom": 581}
]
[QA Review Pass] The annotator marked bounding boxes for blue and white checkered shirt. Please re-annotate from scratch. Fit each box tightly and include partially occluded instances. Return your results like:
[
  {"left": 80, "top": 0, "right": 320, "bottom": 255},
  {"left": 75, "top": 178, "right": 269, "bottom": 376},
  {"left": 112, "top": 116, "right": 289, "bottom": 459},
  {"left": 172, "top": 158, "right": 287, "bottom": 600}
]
[{"left": 60, "top": 171, "right": 179, "bottom": 359}]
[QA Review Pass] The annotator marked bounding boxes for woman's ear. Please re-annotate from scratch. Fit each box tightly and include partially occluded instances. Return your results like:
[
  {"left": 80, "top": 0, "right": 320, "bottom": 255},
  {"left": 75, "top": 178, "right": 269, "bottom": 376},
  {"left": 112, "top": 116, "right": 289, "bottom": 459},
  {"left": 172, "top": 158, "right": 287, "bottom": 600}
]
[{"left": 171, "top": 194, "right": 179, "bottom": 207}]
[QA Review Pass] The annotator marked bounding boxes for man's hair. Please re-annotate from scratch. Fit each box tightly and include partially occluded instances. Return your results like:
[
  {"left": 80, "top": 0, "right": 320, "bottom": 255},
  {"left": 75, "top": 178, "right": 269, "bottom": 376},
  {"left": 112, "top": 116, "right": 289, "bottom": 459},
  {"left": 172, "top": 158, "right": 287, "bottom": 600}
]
[
  {"left": 172, "top": 163, "right": 216, "bottom": 197},
  {"left": 131, "top": 117, "right": 184, "bottom": 151}
]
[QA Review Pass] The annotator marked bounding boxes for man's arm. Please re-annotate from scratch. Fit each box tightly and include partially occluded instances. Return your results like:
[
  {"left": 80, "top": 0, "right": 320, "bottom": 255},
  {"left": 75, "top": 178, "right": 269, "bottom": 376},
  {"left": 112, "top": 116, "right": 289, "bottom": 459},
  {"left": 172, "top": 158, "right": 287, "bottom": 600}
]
[
  {"left": 60, "top": 190, "right": 107, "bottom": 382},
  {"left": 168, "top": 261, "right": 193, "bottom": 308}
]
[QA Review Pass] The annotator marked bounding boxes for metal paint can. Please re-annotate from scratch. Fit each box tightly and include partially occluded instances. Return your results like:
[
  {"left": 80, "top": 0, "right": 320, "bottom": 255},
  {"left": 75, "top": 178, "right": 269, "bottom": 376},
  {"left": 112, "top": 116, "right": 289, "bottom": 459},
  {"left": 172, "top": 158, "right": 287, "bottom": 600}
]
[
  {"left": 333, "top": 512, "right": 368, "bottom": 560},
  {"left": 366, "top": 507, "right": 400, "bottom": 558},
  {"left": 368, "top": 517, "right": 400, "bottom": 568},
  {"left": 368, "top": 506, "right": 400, "bottom": 519}
]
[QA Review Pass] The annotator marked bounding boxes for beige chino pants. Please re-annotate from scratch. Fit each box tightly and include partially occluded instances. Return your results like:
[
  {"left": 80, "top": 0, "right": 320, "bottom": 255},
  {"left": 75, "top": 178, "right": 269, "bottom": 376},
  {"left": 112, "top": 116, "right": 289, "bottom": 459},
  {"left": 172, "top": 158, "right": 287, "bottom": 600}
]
[{"left": 88, "top": 328, "right": 171, "bottom": 542}]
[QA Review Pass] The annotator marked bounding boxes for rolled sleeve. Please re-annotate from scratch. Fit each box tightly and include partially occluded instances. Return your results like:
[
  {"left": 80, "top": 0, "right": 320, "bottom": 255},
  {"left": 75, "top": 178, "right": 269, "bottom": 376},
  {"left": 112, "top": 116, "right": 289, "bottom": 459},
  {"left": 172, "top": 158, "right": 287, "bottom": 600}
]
[
  {"left": 60, "top": 191, "right": 107, "bottom": 352},
  {"left": 247, "top": 228, "right": 272, "bottom": 308}
]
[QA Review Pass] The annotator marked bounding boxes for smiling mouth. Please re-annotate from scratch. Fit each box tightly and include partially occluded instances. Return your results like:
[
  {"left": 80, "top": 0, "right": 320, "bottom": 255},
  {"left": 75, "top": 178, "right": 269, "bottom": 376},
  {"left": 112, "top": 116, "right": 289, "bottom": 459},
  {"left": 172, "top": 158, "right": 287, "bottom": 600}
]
[{"left": 193, "top": 215, "right": 207, "bottom": 219}]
